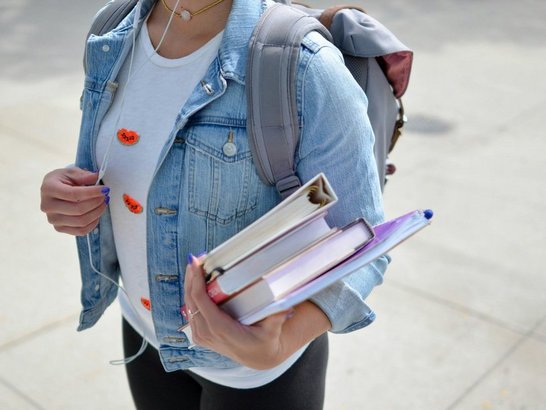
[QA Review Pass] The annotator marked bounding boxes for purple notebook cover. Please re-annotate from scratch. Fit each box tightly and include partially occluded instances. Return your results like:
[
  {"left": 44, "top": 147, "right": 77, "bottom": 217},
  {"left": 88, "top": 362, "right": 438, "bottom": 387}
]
[{"left": 239, "top": 209, "right": 433, "bottom": 325}]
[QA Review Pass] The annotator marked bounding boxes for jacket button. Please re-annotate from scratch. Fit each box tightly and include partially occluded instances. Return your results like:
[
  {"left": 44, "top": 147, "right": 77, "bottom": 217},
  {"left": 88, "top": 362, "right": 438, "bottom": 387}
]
[
  {"left": 223, "top": 142, "right": 237, "bottom": 157},
  {"left": 102, "top": 45, "right": 110, "bottom": 52},
  {"left": 200, "top": 80, "right": 214, "bottom": 95},
  {"left": 174, "top": 129, "right": 185, "bottom": 144},
  {"left": 168, "top": 356, "right": 190, "bottom": 363},
  {"left": 154, "top": 207, "right": 177, "bottom": 215}
]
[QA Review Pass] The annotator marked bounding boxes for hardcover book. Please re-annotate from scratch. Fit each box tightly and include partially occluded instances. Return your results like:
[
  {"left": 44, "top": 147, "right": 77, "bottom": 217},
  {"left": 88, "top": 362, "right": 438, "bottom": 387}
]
[{"left": 179, "top": 172, "right": 433, "bottom": 328}]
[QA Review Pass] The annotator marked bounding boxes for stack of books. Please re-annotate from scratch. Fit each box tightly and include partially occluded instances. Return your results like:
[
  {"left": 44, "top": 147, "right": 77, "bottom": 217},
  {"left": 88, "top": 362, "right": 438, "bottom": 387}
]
[{"left": 182, "top": 173, "right": 433, "bottom": 326}]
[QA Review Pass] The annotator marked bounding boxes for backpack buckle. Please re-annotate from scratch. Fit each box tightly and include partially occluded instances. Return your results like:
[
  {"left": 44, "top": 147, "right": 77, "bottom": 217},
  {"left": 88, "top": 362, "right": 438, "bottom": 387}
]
[{"left": 276, "top": 175, "right": 302, "bottom": 200}]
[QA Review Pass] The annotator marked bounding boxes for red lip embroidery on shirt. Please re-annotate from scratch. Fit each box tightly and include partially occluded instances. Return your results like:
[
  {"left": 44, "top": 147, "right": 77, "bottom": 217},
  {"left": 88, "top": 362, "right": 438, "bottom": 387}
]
[
  {"left": 117, "top": 128, "right": 140, "bottom": 145},
  {"left": 141, "top": 297, "right": 151, "bottom": 311},
  {"left": 123, "top": 193, "right": 143, "bottom": 214}
]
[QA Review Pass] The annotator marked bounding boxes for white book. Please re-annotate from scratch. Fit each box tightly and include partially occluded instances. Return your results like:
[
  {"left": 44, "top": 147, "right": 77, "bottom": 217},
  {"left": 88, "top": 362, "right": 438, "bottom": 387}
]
[
  {"left": 206, "top": 214, "right": 334, "bottom": 303},
  {"left": 203, "top": 173, "right": 337, "bottom": 277},
  {"left": 219, "top": 218, "right": 374, "bottom": 318}
]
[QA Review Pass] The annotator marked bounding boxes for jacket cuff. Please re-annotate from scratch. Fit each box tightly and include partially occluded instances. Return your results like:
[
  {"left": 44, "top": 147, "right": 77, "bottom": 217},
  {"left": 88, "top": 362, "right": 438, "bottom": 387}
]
[
  {"left": 309, "top": 256, "right": 388, "bottom": 333},
  {"left": 309, "top": 281, "right": 375, "bottom": 333}
]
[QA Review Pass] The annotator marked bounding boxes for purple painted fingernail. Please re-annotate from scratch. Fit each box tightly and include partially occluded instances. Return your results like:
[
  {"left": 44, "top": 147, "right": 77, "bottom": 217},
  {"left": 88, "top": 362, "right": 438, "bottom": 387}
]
[
  {"left": 101, "top": 187, "right": 110, "bottom": 195},
  {"left": 187, "top": 253, "right": 194, "bottom": 265},
  {"left": 104, "top": 195, "right": 110, "bottom": 205}
]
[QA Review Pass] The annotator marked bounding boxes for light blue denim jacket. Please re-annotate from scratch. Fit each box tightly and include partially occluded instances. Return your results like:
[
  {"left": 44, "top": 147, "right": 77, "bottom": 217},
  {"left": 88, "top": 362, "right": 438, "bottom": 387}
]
[{"left": 75, "top": 0, "right": 389, "bottom": 371}]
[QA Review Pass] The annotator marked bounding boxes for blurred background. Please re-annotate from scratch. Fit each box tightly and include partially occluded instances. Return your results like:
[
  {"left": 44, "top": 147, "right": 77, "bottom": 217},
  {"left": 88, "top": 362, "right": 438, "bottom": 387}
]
[{"left": 1, "top": 0, "right": 545, "bottom": 409}]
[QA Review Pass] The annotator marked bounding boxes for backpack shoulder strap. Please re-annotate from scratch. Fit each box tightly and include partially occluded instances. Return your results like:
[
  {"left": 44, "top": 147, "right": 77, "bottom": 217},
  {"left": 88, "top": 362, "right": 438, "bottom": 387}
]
[
  {"left": 83, "top": 0, "right": 138, "bottom": 73},
  {"left": 246, "top": 3, "right": 331, "bottom": 200}
]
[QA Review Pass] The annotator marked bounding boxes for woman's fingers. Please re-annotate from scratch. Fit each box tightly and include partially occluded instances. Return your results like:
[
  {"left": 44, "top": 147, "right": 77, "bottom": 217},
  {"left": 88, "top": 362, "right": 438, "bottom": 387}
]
[
  {"left": 183, "top": 256, "right": 209, "bottom": 346},
  {"left": 53, "top": 218, "right": 101, "bottom": 236},
  {"left": 47, "top": 199, "right": 107, "bottom": 228},
  {"left": 41, "top": 168, "right": 106, "bottom": 203},
  {"left": 40, "top": 167, "right": 110, "bottom": 236},
  {"left": 44, "top": 195, "right": 107, "bottom": 217},
  {"left": 183, "top": 255, "right": 237, "bottom": 347},
  {"left": 182, "top": 255, "right": 293, "bottom": 368},
  {"left": 187, "top": 255, "right": 234, "bottom": 329}
]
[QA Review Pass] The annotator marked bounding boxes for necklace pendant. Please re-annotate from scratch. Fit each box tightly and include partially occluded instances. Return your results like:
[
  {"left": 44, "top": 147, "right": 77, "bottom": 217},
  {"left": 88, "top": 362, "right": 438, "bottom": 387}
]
[{"left": 180, "top": 9, "right": 192, "bottom": 21}]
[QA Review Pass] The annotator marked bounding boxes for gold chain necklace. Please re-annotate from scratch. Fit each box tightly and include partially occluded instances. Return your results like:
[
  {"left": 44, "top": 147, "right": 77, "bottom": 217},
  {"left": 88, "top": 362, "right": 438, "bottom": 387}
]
[{"left": 160, "top": 0, "right": 226, "bottom": 21}]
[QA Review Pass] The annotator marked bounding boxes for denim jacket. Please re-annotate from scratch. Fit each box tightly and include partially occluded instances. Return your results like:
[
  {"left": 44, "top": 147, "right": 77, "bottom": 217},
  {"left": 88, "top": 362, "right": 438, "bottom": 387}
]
[{"left": 74, "top": 0, "right": 389, "bottom": 371}]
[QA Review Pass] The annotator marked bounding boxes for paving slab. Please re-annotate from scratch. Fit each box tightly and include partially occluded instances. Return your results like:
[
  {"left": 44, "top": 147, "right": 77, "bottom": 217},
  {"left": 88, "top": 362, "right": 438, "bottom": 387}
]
[
  {"left": 0, "top": 380, "right": 42, "bottom": 410},
  {"left": 382, "top": 100, "right": 546, "bottom": 335},
  {"left": 325, "top": 282, "right": 522, "bottom": 410},
  {"left": 0, "top": 1, "right": 109, "bottom": 81},
  {"left": 450, "top": 337, "right": 546, "bottom": 410},
  {"left": 0, "top": 306, "right": 133, "bottom": 410},
  {"left": 0, "top": 139, "right": 82, "bottom": 347},
  {"left": 534, "top": 320, "right": 546, "bottom": 342},
  {"left": 402, "top": 41, "right": 546, "bottom": 134}
]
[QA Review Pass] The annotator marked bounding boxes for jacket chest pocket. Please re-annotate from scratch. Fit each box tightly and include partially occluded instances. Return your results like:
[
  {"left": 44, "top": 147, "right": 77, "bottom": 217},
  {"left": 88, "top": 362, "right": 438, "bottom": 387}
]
[{"left": 184, "top": 123, "right": 259, "bottom": 225}]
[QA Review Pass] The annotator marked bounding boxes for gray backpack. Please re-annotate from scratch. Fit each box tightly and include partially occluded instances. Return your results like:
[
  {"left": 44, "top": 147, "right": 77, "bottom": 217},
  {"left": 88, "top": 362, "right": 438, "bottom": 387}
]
[{"left": 86, "top": 0, "right": 413, "bottom": 199}]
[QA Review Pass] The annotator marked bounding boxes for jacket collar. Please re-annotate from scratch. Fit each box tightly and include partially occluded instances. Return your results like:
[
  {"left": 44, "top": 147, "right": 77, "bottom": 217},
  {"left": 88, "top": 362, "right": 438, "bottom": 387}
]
[{"left": 134, "top": 0, "right": 265, "bottom": 84}]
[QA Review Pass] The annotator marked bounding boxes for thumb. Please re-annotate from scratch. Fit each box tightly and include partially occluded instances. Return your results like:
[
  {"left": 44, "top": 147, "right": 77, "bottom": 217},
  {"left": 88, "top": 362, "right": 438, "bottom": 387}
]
[{"left": 66, "top": 167, "right": 100, "bottom": 187}]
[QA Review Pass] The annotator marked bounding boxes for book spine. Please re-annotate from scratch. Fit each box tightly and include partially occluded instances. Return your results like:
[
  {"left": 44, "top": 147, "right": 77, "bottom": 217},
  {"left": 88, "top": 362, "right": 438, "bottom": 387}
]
[
  {"left": 220, "top": 280, "right": 272, "bottom": 318},
  {"left": 206, "top": 280, "right": 231, "bottom": 304}
]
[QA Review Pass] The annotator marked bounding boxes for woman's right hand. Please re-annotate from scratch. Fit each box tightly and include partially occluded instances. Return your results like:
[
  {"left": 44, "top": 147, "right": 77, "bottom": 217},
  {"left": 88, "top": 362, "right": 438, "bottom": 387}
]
[{"left": 40, "top": 167, "right": 110, "bottom": 236}]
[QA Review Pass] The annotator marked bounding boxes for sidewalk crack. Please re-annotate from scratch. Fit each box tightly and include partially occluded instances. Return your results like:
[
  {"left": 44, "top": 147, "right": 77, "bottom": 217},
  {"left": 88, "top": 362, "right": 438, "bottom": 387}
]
[
  {"left": 445, "top": 315, "right": 546, "bottom": 410},
  {"left": 0, "top": 314, "right": 77, "bottom": 353},
  {"left": 0, "top": 376, "right": 47, "bottom": 410}
]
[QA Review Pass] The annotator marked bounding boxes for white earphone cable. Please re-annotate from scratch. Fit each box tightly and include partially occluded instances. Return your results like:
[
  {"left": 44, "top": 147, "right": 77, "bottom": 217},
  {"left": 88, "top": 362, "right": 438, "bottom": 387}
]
[
  {"left": 98, "top": 0, "right": 180, "bottom": 182},
  {"left": 87, "top": 0, "right": 182, "bottom": 365}
]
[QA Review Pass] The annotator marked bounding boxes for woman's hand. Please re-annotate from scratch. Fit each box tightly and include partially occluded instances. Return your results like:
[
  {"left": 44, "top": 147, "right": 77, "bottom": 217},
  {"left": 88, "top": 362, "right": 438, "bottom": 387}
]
[
  {"left": 40, "top": 167, "right": 110, "bottom": 236},
  {"left": 184, "top": 255, "right": 331, "bottom": 370}
]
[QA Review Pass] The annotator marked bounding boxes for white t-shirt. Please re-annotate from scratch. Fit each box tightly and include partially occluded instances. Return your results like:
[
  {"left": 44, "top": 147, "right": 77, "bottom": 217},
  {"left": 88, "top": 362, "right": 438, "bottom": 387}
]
[{"left": 95, "top": 21, "right": 306, "bottom": 389}]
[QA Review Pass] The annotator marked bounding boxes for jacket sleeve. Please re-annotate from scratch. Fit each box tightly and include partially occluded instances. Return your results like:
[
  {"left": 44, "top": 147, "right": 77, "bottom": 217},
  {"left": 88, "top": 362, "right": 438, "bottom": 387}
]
[{"left": 295, "top": 33, "right": 390, "bottom": 333}]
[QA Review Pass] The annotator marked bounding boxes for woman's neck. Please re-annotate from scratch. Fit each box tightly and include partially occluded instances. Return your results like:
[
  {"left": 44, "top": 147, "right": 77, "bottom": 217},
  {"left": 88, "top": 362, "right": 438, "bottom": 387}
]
[{"left": 147, "top": 0, "right": 232, "bottom": 58}]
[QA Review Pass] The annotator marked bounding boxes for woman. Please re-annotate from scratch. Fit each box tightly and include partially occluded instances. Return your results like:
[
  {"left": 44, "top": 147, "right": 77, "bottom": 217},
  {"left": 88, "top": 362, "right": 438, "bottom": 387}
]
[{"left": 40, "top": 0, "right": 388, "bottom": 408}]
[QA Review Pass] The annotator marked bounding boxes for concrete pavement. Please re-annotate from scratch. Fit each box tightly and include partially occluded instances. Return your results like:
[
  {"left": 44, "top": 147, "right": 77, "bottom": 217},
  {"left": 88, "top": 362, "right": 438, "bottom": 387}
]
[{"left": 1, "top": 0, "right": 545, "bottom": 409}]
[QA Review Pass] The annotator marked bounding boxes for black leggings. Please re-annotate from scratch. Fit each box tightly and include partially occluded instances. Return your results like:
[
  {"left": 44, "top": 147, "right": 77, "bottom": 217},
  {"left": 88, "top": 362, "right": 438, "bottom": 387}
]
[{"left": 122, "top": 319, "right": 329, "bottom": 410}]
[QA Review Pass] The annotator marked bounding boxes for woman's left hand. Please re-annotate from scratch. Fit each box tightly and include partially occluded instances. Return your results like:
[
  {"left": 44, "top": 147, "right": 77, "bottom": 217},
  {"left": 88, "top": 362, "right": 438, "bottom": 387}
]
[{"left": 183, "top": 255, "right": 330, "bottom": 370}]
